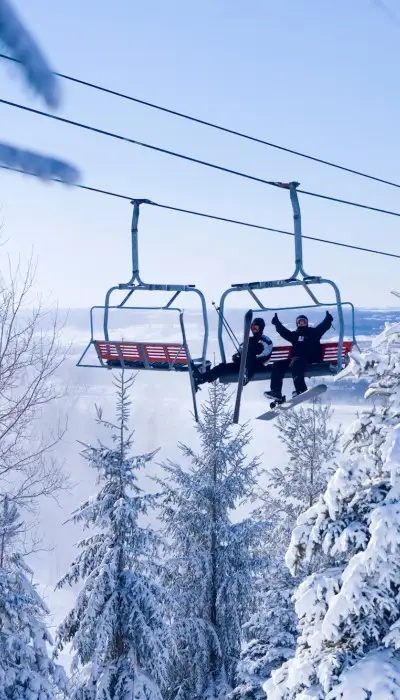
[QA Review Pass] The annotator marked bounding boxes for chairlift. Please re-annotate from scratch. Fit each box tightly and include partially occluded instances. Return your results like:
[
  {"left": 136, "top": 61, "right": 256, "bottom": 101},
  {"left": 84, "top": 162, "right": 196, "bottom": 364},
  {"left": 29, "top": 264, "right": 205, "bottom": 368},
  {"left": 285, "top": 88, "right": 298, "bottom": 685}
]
[
  {"left": 215, "top": 182, "right": 357, "bottom": 422},
  {"left": 77, "top": 200, "right": 210, "bottom": 421}
]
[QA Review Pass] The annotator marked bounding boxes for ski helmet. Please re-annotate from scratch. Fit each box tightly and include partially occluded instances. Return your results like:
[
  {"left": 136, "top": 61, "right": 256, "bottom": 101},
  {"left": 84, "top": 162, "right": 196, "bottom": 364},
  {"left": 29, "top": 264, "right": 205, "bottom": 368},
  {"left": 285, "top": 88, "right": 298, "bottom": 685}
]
[
  {"left": 252, "top": 317, "right": 265, "bottom": 332},
  {"left": 296, "top": 314, "right": 308, "bottom": 326}
]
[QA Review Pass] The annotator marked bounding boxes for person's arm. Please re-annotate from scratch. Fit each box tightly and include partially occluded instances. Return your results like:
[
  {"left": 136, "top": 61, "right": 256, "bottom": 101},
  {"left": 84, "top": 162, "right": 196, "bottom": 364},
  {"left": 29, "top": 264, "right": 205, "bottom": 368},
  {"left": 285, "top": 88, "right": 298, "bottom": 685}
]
[
  {"left": 256, "top": 336, "right": 273, "bottom": 359},
  {"left": 232, "top": 342, "right": 243, "bottom": 362},
  {"left": 271, "top": 314, "right": 296, "bottom": 343},
  {"left": 315, "top": 311, "right": 333, "bottom": 339}
]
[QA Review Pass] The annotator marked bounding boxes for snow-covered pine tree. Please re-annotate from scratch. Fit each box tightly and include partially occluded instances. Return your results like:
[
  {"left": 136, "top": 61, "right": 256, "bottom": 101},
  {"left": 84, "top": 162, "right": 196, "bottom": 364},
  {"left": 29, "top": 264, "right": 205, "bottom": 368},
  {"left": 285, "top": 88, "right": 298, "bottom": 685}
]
[
  {"left": 265, "top": 322, "right": 400, "bottom": 700},
  {"left": 55, "top": 372, "right": 167, "bottom": 700},
  {"left": 268, "top": 400, "right": 340, "bottom": 516},
  {"left": 155, "top": 381, "right": 263, "bottom": 700},
  {"left": 228, "top": 564, "right": 297, "bottom": 700},
  {"left": 231, "top": 400, "right": 340, "bottom": 700},
  {"left": 0, "top": 494, "right": 68, "bottom": 700}
]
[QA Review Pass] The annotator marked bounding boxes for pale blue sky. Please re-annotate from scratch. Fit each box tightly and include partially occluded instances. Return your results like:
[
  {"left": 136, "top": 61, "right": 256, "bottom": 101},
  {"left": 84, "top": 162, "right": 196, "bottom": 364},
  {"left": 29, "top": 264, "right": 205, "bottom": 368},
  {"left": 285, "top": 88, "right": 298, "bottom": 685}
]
[{"left": 1, "top": 0, "right": 400, "bottom": 311}]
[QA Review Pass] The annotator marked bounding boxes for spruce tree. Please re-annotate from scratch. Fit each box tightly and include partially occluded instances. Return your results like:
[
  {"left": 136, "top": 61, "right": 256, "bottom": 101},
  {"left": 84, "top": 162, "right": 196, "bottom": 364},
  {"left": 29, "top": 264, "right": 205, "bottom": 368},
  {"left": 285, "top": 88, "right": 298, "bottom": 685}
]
[
  {"left": 55, "top": 372, "right": 166, "bottom": 700},
  {"left": 231, "top": 400, "right": 339, "bottom": 700},
  {"left": 156, "top": 382, "right": 263, "bottom": 700},
  {"left": 0, "top": 495, "right": 67, "bottom": 700},
  {"left": 266, "top": 323, "right": 400, "bottom": 700}
]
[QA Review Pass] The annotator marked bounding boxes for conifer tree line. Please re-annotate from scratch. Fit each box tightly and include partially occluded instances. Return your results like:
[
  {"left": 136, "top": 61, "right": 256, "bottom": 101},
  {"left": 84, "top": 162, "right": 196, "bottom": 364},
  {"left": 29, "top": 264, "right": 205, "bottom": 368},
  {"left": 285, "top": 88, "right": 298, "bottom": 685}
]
[{"left": 1, "top": 267, "right": 400, "bottom": 699}]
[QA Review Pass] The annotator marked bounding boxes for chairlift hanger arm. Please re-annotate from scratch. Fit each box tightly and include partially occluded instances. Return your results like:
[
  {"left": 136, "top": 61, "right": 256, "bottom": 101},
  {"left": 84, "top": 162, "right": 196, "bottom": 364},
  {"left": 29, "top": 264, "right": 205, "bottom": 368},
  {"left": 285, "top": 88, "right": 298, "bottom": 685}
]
[
  {"left": 129, "top": 198, "right": 153, "bottom": 285},
  {"left": 275, "top": 181, "right": 315, "bottom": 281}
]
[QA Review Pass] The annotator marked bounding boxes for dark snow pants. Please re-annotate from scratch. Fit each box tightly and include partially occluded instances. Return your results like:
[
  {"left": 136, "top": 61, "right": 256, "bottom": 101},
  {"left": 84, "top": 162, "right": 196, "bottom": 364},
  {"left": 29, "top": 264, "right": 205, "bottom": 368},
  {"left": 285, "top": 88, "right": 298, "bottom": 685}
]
[
  {"left": 201, "top": 361, "right": 238, "bottom": 382},
  {"left": 200, "top": 357, "right": 264, "bottom": 383},
  {"left": 270, "top": 357, "right": 308, "bottom": 395}
]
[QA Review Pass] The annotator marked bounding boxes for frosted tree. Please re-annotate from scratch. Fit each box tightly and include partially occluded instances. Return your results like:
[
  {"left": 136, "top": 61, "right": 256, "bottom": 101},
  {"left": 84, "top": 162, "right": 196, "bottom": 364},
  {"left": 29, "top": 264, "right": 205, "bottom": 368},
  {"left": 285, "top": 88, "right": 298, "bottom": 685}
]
[
  {"left": 265, "top": 322, "right": 400, "bottom": 700},
  {"left": 55, "top": 372, "right": 167, "bottom": 700},
  {"left": 0, "top": 494, "right": 68, "bottom": 700},
  {"left": 0, "top": 258, "right": 68, "bottom": 510},
  {"left": 155, "top": 381, "right": 263, "bottom": 700},
  {"left": 231, "top": 400, "right": 339, "bottom": 700},
  {"left": 229, "top": 572, "right": 297, "bottom": 700},
  {"left": 262, "top": 400, "right": 340, "bottom": 534},
  {"left": 0, "top": 0, "right": 79, "bottom": 182}
]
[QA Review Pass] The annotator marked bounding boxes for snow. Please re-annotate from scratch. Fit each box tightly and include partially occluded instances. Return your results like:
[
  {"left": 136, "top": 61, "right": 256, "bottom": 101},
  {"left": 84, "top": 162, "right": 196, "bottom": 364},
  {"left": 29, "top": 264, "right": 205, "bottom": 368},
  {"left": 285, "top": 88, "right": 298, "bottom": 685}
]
[{"left": 326, "top": 650, "right": 400, "bottom": 700}]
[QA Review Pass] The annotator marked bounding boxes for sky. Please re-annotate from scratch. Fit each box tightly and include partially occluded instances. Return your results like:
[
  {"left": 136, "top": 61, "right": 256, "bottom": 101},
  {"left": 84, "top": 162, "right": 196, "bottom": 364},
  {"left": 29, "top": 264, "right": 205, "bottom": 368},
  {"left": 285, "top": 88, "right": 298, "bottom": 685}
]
[{"left": 1, "top": 0, "right": 400, "bottom": 315}]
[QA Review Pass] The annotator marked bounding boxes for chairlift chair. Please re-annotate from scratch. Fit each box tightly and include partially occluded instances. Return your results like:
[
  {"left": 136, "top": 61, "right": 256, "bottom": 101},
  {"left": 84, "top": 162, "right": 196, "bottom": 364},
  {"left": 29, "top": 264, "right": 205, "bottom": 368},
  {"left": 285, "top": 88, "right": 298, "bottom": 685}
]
[
  {"left": 215, "top": 182, "right": 357, "bottom": 422},
  {"left": 77, "top": 200, "right": 210, "bottom": 421}
]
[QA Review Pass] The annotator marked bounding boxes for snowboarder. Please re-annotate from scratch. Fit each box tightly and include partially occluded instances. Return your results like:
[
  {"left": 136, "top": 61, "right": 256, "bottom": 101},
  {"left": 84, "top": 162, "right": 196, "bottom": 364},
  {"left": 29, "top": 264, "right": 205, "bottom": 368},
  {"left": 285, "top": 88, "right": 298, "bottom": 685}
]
[
  {"left": 192, "top": 317, "right": 273, "bottom": 391},
  {"left": 264, "top": 311, "right": 333, "bottom": 402}
]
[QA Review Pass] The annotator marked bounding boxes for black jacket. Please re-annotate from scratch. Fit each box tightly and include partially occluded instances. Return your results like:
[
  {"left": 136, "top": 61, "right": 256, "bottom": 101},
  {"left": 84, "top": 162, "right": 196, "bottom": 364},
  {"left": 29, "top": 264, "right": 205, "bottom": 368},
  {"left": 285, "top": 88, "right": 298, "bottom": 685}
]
[
  {"left": 233, "top": 332, "right": 273, "bottom": 365},
  {"left": 273, "top": 315, "right": 332, "bottom": 363}
]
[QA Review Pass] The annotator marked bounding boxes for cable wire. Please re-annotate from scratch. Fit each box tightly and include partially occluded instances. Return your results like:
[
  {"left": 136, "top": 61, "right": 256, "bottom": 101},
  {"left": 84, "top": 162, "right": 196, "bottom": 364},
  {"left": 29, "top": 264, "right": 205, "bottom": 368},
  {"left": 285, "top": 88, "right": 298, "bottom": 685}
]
[
  {"left": 1, "top": 97, "right": 400, "bottom": 219},
  {"left": 2, "top": 163, "right": 400, "bottom": 261},
  {"left": 1, "top": 51, "right": 399, "bottom": 191}
]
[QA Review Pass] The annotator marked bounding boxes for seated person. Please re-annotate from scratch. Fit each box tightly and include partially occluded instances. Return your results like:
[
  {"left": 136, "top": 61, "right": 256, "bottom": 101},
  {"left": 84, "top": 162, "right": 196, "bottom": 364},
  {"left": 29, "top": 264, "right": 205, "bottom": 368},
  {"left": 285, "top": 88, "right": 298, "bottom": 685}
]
[
  {"left": 193, "top": 317, "right": 273, "bottom": 390},
  {"left": 264, "top": 311, "right": 333, "bottom": 401}
]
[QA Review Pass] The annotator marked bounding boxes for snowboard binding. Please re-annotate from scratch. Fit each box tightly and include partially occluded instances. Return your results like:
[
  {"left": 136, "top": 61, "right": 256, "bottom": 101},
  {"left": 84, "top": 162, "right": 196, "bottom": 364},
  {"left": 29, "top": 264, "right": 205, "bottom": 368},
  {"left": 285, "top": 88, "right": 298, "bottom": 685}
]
[{"left": 270, "top": 395, "right": 285, "bottom": 409}]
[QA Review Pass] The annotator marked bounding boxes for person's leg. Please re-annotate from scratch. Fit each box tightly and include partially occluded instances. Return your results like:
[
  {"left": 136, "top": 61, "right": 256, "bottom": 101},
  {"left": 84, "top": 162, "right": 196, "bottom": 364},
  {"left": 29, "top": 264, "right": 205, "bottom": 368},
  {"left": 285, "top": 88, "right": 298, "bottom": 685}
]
[
  {"left": 193, "top": 361, "right": 237, "bottom": 385},
  {"left": 266, "top": 360, "right": 289, "bottom": 398},
  {"left": 290, "top": 357, "right": 308, "bottom": 394},
  {"left": 245, "top": 356, "right": 260, "bottom": 382}
]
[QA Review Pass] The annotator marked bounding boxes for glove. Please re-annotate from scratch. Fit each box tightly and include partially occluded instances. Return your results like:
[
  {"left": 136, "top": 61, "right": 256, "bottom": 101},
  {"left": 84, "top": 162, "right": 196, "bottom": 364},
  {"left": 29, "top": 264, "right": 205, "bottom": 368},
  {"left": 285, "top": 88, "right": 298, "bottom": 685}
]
[
  {"left": 326, "top": 311, "right": 333, "bottom": 322},
  {"left": 271, "top": 313, "right": 279, "bottom": 326},
  {"left": 232, "top": 352, "right": 240, "bottom": 363}
]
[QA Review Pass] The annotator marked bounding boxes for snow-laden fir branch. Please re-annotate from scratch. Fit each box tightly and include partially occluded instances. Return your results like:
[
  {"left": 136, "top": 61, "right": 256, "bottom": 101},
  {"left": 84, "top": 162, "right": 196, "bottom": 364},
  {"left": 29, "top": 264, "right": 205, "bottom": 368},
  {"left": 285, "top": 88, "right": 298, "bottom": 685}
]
[
  {"left": 265, "top": 324, "right": 400, "bottom": 700},
  {"left": 0, "top": 494, "right": 68, "bottom": 700}
]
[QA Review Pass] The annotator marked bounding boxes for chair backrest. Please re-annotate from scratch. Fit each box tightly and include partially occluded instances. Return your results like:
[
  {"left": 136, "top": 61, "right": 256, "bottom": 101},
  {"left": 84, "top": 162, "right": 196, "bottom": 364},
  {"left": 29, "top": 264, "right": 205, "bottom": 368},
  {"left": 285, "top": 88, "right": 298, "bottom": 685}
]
[
  {"left": 143, "top": 343, "right": 188, "bottom": 365},
  {"left": 321, "top": 340, "right": 353, "bottom": 363},
  {"left": 94, "top": 340, "right": 189, "bottom": 367},
  {"left": 268, "top": 340, "right": 353, "bottom": 364}
]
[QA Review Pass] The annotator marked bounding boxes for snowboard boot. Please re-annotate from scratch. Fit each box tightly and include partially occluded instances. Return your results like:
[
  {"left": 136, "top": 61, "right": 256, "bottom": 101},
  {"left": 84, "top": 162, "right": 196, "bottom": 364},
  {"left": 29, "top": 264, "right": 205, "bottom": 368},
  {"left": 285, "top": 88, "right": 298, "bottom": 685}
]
[
  {"left": 191, "top": 361, "right": 209, "bottom": 392},
  {"left": 292, "top": 388, "right": 307, "bottom": 398},
  {"left": 263, "top": 389, "right": 283, "bottom": 402}
]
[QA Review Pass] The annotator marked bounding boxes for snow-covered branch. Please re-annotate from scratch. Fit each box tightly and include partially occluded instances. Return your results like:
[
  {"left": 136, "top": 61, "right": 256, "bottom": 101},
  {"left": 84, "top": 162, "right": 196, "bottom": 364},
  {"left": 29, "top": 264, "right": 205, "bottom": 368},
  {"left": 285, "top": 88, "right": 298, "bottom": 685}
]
[{"left": 266, "top": 322, "right": 400, "bottom": 700}]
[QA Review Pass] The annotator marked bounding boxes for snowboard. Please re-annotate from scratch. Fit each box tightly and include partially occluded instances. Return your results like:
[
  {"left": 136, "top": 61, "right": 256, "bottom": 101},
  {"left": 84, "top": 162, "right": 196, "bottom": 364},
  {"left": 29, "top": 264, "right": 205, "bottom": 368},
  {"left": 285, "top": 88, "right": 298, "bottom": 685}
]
[
  {"left": 256, "top": 384, "right": 327, "bottom": 421},
  {"left": 233, "top": 309, "right": 253, "bottom": 424}
]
